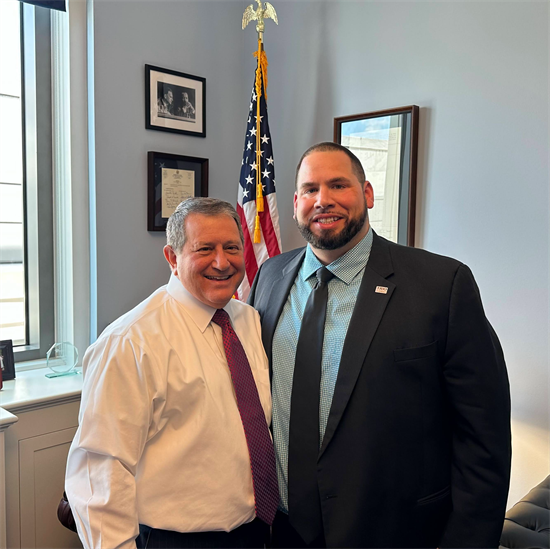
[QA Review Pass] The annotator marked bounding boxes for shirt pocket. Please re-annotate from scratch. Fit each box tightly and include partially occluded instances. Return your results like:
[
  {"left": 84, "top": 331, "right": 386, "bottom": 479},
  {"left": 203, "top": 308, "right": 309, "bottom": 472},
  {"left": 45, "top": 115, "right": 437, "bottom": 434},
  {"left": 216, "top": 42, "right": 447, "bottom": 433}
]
[{"left": 393, "top": 340, "right": 438, "bottom": 362}]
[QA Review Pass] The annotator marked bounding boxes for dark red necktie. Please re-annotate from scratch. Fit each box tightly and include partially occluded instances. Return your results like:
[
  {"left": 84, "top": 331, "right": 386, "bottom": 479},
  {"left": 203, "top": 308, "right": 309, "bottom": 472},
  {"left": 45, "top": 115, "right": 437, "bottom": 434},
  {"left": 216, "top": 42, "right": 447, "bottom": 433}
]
[{"left": 212, "top": 309, "right": 279, "bottom": 525}]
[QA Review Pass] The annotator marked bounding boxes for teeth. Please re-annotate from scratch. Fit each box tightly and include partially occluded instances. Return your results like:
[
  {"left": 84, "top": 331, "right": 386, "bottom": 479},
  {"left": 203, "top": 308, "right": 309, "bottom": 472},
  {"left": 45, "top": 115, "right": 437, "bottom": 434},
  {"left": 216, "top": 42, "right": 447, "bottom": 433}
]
[
  {"left": 206, "top": 276, "right": 231, "bottom": 280},
  {"left": 317, "top": 217, "right": 339, "bottom": 224}
]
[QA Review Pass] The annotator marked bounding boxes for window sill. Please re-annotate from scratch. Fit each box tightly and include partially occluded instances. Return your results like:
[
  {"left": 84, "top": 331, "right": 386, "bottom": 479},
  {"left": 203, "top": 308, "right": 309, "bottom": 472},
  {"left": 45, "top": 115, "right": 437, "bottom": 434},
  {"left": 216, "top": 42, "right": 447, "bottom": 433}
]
[
  {"left": 0, "top": 367, "right": 82, "bottom": 414},
  {"left": 15, "top": 357, "right": 50, "bottom": 372}
]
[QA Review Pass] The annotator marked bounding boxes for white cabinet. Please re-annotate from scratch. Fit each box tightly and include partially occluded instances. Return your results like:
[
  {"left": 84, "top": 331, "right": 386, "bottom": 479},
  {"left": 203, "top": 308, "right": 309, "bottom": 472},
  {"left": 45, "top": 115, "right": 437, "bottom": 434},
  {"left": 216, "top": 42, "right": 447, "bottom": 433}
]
[{"left": 0, "top": 370, "right": 83, "bottom": 549}]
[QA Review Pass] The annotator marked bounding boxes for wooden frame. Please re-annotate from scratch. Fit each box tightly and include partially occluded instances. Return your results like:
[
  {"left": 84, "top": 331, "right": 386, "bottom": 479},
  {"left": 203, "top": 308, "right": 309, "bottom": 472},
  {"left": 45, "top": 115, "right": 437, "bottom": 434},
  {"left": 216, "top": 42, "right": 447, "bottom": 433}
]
[
  {"left": 145, "top": 64, "right": 206, "bottom": 137},
  {"left": 147, "top": 152, "right": 209, "bottom": 232},
  {"left": 334, "top": 105, "right": 419, "bottom": 246},
  {"left": 0, "top": 339, "right": 15, "bottom": 381}
]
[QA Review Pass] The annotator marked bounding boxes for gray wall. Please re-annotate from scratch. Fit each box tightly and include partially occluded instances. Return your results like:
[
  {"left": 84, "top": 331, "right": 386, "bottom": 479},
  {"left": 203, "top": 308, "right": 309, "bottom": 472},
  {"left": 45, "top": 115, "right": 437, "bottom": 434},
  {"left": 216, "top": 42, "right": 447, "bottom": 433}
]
[
  {"left": 94, "top": 0, "right": 254, "bottom": 331},
  {"left": 93, "top": 1, "right": 549, "bottom": 505},
  {"left": 264, "top": 1, "right": 550, "bottom": 506}
]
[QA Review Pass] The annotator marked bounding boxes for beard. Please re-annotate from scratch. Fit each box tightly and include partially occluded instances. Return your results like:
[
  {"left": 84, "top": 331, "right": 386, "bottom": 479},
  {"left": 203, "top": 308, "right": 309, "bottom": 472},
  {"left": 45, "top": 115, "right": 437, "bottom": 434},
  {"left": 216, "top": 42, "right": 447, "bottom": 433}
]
[{"left": 295, "top": 203, "right": 368, "bottom": 251}]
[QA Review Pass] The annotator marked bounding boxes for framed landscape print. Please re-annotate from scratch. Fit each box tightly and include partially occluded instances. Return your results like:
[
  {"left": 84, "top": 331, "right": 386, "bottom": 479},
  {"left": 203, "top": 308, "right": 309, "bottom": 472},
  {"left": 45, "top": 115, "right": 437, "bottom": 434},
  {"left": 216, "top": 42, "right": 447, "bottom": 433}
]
[
  {"left": 145, "top": 64, "right": 206, "bottom": 137},
  {"left": 147, "top": 152, "right": 209, "bottom": 232},
  {"left": 334, "top": 105, "right": 419, "bottom": 246}
]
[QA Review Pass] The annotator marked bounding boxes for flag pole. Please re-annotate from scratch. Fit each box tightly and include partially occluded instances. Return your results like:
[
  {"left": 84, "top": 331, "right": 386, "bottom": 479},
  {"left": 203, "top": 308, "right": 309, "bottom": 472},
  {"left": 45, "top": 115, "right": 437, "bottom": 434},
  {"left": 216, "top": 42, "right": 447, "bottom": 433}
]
[
  {"left": 253, "top": 39, "right": 265, "bottom": 242},
  {"left": 242, "top": 0, "right": 278, "bottom": 243},
  {"left": 237, "top": 1, "right": 281, "bottom": 300}
]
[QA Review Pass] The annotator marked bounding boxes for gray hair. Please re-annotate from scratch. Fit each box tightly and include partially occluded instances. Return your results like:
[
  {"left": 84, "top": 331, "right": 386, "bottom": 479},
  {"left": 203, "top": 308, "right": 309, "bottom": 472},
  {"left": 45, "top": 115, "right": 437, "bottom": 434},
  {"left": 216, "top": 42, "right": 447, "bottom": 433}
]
[
  {"left": 295, "top": 141, "right": 366, "bottom": 188},
  {"left": 166, "top": 197, "right": 244, "bottom": 253}
]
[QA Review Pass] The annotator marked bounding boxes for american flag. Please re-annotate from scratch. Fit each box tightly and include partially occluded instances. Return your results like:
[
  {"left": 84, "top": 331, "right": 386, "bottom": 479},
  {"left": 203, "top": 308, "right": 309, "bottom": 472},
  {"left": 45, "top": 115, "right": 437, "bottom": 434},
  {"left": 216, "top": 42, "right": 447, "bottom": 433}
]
[{"left": 236, "top": 72, "right": 281, "bottom": 301}]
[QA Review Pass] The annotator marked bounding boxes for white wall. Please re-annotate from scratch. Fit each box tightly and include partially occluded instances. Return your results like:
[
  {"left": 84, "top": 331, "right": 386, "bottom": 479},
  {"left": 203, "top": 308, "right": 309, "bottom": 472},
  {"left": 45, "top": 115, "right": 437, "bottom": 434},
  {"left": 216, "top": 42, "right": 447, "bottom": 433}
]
[{"left": 93, "top": 0, "right": 549, "bottom": 507}]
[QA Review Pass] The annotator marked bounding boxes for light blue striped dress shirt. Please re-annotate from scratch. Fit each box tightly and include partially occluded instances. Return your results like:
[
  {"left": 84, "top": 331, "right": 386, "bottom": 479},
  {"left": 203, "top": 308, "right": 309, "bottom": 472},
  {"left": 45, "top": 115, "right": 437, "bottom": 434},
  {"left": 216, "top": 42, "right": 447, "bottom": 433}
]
[{"left": 272, "top": 228, "right": 373, "bottom": 512}]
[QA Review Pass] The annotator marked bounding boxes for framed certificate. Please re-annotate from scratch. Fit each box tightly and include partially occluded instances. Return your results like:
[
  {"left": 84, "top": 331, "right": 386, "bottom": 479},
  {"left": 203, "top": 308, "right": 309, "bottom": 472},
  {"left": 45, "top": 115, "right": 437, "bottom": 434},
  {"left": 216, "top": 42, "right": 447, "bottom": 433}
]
[{"left": 147, "top": 151, "right": 209, "bottom": 232}]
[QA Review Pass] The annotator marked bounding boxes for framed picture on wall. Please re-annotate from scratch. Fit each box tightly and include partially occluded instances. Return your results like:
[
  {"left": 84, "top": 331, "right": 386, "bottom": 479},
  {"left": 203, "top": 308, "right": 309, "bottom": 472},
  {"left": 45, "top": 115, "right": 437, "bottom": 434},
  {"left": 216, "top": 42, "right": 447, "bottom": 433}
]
[
  {"left": 334, "top": 105, "right": 419, "bottom": 246},
  {"left": 145, "top": 64, "right": 206, "bottom": 137},
  {"left": 0, "top": 339, "right": 15, "bottom": 382},
  {"left": 147, "top": 151, "right": 209, "bottom": 232}
]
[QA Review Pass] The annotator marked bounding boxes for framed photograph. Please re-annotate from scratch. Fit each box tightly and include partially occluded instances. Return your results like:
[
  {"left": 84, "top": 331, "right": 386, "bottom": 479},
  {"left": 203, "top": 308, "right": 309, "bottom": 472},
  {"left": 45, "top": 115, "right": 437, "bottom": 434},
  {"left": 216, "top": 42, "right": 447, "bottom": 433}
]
[
  {"left": 0, "top": 339, "right": 15, "bottom": 381},
  {"left": 145, "top": 64, "right": 206, "bottom": 137},
  {"left": 148, "top": 151, "right": 209, "bottom": 232},
  {"left": 334, "top": 105, "right": 419, "bottom": 247}
]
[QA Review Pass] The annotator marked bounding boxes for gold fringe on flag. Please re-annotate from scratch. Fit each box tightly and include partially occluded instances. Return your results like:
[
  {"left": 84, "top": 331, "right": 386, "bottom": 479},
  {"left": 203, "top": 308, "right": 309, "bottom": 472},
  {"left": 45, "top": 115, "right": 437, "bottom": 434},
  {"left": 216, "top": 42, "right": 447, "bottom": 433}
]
[
  {"left": 253, "top": 45, "right": 268, "bottom": 101},
  {"left": 254, "top": 215, "right": 262, "bottom": 244}
]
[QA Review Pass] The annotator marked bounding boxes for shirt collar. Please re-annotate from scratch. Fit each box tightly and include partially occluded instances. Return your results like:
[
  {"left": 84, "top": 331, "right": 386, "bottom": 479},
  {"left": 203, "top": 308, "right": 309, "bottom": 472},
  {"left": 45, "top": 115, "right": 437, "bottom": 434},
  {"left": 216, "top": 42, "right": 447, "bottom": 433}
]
[
  {"left": 166, "top": 274, "right": 236, "bottom": 333},
  {"left": 302, "top": 227, "right": 373, "bottom": 285}
]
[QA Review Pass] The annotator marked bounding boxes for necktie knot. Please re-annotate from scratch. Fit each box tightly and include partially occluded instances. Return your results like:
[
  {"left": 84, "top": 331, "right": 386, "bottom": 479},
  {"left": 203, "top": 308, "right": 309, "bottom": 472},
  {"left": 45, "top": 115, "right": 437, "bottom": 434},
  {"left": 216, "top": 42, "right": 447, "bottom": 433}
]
[
  {"left": 212, "top": 309, "right": 231, "bottom": 328},
  {"left": 316, "top": 266, "right": 335, "bottom": 286}
]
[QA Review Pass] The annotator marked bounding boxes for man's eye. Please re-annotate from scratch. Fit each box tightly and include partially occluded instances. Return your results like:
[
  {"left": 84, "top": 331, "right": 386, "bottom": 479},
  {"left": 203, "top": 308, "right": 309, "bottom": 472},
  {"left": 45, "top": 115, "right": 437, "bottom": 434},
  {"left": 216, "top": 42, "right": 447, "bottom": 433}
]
[{"left": 303, "top": 188, "right": 317, "bottom": 194}]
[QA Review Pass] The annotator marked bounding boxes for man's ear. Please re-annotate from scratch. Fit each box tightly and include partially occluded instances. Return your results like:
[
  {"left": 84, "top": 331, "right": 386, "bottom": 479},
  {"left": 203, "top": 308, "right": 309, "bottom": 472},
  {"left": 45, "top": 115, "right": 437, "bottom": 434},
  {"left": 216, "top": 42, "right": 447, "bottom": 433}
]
[
  {"left": 163, "top": 245, "right": 178, "bottom": 275},
  {"left": 293, "top": 192, "right": 298, "bottom": 220},
  {"left": 364, "top": 181, "right": 374, "bottom": 209}
]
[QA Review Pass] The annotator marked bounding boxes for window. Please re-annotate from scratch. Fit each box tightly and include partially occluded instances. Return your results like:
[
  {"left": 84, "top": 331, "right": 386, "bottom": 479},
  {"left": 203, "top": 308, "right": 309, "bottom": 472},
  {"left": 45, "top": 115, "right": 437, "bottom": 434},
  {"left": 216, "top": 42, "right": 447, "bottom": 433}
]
[
  {"left": 1, "top": 0, "right": 92, "bottom": 371},
  {"left": 0, "top": 1, "right": 55, "bottom": 362},
  {"left": 0, "top": 1, "right": 25, "bottom": 344}
]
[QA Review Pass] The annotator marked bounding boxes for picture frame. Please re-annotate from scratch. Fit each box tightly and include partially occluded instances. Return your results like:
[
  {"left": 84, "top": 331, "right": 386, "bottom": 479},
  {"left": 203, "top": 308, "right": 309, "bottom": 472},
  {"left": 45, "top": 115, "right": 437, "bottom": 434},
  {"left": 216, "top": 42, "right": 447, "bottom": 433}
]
[
  {"left": 0, "top": 339, "right": 15, "bottom": 381},
  {"left": 334, "top": 105, "right": 419, "bottom": 247},
  {"left": 148, "top": 151, "right": 209, "bottom": 232},
  {"left": 145, "top": 64, "right": 206, "bottom": 137}
]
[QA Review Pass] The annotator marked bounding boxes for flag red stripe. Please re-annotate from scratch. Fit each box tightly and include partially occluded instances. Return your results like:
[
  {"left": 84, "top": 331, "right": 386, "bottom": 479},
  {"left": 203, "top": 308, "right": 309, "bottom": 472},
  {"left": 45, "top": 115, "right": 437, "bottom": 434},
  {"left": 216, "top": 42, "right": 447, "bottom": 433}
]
[
  {"left": 259, "top": 209, "right": 281, "bottom": 257},
  {"left": 237, "top": 203, "right": 259, "bottom": 287}
]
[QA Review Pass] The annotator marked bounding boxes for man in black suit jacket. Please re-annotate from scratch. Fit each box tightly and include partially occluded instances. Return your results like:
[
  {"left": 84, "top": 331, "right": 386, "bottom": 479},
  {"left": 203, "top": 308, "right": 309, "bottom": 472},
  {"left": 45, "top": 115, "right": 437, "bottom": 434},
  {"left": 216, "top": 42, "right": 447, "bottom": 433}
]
[{"left": 248, "top": 142, "right": 511, "bottom": 548}]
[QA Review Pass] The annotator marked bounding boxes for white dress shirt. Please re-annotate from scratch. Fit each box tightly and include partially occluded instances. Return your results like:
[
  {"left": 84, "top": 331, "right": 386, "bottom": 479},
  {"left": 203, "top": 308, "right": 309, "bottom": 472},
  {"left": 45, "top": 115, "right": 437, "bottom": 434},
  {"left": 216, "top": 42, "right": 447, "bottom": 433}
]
[{"left": 65, "top": 275, "right": 271, "bottom": 549}]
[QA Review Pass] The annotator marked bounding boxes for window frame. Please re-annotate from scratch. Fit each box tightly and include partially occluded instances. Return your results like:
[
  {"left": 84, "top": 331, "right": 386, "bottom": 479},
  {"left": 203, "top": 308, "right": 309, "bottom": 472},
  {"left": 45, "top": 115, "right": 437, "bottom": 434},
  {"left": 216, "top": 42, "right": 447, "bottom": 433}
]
[
  {"left": 7, "top": 2, "right": 55, "bottom": 363},
  {"left": 14, "top": 0, "right": 92, "bottom": 370}
]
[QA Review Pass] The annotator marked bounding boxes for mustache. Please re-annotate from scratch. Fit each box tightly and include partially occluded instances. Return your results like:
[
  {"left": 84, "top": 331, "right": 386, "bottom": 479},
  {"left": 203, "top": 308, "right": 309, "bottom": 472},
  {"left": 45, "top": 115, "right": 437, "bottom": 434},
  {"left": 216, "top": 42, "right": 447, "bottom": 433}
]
[
  {"left": 310, "top": 209, "right": 345, "bottom": 219},
  {"left": 314, "top": 208, "right": 340, "bottom": 214}
]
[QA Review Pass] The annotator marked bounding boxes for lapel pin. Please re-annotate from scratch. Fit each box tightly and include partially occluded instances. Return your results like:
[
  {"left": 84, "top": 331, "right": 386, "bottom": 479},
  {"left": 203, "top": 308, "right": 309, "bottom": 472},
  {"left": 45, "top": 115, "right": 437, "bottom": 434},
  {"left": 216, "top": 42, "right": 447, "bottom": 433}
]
[{"left": 375, "top": 286, "right": 388, "bottom": 294}]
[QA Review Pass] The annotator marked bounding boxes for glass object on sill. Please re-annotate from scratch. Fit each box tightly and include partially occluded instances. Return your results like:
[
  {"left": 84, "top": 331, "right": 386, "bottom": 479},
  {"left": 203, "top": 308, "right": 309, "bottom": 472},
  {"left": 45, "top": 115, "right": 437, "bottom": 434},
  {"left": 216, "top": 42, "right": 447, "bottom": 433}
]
[{"left": 45, "top": 342, "right": 79, "bottom": 378}]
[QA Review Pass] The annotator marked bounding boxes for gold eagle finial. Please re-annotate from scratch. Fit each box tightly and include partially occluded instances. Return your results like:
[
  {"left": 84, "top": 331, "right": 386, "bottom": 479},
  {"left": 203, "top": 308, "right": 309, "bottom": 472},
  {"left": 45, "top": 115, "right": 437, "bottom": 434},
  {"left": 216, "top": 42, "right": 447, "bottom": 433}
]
[{"left": 242, "top": 0, "right": 278, "bottom": 39}]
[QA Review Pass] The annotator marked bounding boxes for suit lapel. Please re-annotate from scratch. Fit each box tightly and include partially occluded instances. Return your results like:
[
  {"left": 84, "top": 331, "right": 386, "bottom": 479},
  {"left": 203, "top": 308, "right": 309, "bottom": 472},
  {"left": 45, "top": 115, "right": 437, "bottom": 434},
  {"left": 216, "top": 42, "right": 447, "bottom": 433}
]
[
  {"left": 261, "top": 249, "right": 306, "bottom": 366},
  {"left": 320, "top": 234, "right": 395, "bottom": 457}
]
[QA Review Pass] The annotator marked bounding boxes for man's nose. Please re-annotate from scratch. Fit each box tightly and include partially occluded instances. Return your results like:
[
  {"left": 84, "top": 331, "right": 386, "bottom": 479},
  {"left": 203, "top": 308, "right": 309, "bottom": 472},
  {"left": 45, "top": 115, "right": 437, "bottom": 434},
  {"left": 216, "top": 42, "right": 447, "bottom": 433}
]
[
  {"left": 212, "top": 249, "right": 230, "bottom": 270},
  {"left": 315, "top": 186, "right": 334, "bottom": 208}
]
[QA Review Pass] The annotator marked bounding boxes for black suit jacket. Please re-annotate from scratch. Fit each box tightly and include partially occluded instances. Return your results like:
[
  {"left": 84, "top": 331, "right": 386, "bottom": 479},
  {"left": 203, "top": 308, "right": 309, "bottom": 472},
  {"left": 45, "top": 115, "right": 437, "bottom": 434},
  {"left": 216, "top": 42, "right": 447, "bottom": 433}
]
[{"left": 249, "top": 233, "right": 511, "bottom": 548}]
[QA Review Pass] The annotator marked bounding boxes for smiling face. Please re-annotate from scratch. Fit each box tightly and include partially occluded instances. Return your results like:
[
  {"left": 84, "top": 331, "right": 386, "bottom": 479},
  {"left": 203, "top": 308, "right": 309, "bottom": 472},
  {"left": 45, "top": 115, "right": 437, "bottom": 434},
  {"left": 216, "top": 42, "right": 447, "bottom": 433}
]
[
  {"left": 163, "top": 213, "right": 245, "bottom": 309},
  {"left": 294, "top": 150, "right": 374, "bottom": 264}
]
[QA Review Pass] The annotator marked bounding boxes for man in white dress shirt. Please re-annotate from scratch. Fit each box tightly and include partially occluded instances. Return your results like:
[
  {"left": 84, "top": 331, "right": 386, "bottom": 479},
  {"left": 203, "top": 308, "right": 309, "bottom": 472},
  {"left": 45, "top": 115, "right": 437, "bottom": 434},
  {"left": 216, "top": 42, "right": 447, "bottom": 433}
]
[{"left": 66, "top": 198, "right": 275, "bottom": 549}]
